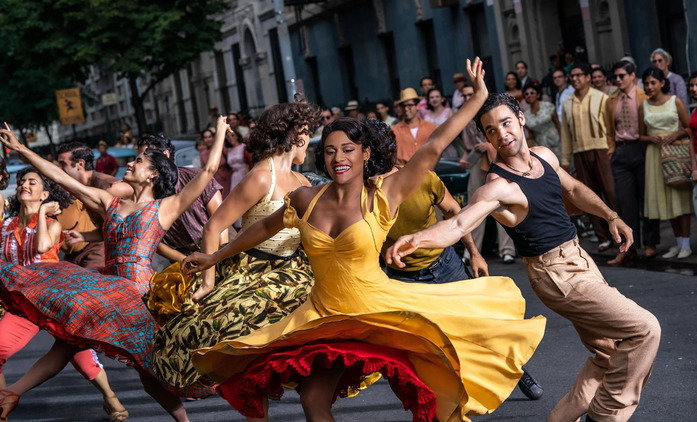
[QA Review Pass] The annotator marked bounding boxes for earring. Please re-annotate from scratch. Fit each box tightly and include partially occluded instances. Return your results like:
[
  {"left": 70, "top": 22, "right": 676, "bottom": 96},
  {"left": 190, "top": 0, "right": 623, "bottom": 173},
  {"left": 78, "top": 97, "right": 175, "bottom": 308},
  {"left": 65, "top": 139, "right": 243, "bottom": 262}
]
[{"left": 364, "top": 160, "right": 368, "bottom": 170}]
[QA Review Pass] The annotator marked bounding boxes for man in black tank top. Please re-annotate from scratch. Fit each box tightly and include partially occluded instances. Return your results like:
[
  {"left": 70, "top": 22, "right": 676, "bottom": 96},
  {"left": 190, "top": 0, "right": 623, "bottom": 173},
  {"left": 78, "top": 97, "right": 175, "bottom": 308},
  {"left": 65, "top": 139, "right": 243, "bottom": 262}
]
[{"left": 386, "top": 93, "right": 660, "bottom": 422}]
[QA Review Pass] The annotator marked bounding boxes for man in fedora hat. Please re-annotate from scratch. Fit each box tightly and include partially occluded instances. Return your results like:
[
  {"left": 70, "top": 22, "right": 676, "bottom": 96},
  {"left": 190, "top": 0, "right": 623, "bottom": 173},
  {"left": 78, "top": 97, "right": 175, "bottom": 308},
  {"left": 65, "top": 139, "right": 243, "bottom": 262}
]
[
  {"left": 451, "top": 72, "right": 467, "bottom": 112},
  {"left": 392, "top": 87, "right": 437, "bottom": 164},
  {"left": 345, "top": 100, "right": 360, "bottom": 119}
]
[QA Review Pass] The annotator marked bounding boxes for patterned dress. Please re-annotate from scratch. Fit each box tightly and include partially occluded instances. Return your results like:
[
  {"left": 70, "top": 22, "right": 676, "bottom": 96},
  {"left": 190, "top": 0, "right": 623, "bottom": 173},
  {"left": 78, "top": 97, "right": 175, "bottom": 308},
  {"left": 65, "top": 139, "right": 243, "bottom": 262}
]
[
  {"left": 147, "top": 157, "right": 314, "bottom": 390},
  {"left": 524, "top": 101, "right": 561, "bottom": 160},
  {"left": 0, "top": 197, "right": 209, "bottom": 398}
]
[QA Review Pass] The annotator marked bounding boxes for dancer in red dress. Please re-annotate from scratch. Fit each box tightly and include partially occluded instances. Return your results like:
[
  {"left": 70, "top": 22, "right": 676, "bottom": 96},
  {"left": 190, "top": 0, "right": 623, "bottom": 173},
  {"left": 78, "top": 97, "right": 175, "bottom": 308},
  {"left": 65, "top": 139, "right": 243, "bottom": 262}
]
[{"left": 0, "top": 117, "right": 227, "bottom": 422}]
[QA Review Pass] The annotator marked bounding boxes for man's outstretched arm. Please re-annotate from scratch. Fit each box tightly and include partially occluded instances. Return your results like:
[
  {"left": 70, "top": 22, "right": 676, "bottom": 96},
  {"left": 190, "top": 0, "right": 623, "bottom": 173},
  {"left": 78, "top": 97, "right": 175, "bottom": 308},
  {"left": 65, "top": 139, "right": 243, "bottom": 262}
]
[
  {"left": 557, "top": 166, "right": 633, "bottom": 252},
  {"left": 386, "top": 182, "right": 503, "bottom": 268}
]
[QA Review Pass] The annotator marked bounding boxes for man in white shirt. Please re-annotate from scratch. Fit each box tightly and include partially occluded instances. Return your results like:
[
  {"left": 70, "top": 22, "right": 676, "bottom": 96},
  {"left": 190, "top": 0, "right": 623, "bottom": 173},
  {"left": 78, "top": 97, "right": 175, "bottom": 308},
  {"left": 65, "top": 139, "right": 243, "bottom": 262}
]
[{"left": 553, "top": 69, "right": 574, "bottom": 122}]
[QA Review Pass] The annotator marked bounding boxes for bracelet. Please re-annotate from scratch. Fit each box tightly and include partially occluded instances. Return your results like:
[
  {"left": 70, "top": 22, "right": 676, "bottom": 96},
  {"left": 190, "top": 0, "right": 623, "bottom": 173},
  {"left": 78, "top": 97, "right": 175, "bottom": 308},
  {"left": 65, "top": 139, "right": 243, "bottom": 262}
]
[{"left": 607, "top": 214, "right": 620, "bottom": 222}]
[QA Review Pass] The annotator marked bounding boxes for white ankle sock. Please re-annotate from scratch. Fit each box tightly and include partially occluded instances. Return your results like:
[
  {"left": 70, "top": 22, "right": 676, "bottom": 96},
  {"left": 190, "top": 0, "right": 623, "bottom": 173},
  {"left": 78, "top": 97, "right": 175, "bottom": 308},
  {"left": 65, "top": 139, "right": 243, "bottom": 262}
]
[
  {"left": 676, "top": 237, "right": 685, "bottom": 248},
  {"left": 680, "top": 237, "right": 691, "bottom": 249}
]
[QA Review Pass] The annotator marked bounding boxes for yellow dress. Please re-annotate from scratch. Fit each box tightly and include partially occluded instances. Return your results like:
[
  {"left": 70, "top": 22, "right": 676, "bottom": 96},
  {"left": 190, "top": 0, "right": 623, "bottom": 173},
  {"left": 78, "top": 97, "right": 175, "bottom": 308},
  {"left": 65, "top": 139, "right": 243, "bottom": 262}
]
[
  {"left": 643, "top": 95, "right": 694, "bottom": 219},
  {"left": 192, "top": 177, "right": 546, "bottom": 422}
]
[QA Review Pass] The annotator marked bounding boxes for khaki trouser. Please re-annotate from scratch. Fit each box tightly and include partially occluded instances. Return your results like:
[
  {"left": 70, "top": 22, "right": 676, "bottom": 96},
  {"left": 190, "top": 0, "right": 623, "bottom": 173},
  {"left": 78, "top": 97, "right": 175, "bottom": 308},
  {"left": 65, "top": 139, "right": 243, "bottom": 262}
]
[{"left": 524, "top": 237, "right": 660, "bottom": 422}]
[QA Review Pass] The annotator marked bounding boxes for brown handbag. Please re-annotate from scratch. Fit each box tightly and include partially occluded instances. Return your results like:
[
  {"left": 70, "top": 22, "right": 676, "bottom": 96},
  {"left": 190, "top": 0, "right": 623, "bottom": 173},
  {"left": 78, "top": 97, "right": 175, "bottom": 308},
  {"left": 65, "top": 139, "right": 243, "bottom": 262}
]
[{"left": 660, "top": 139, "right": 693, "bottom": 189}]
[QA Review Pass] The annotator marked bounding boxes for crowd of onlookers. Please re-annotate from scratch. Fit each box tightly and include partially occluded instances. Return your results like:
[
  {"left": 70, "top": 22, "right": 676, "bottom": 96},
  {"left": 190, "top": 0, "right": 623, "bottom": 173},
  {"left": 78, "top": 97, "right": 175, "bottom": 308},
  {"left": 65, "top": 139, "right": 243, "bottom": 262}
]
[
  {"left": 310, "top": 47, "right": 697, "bottom": 264},
  {"left": 88, "top": 45, "right": 696, "bottom": 266}
]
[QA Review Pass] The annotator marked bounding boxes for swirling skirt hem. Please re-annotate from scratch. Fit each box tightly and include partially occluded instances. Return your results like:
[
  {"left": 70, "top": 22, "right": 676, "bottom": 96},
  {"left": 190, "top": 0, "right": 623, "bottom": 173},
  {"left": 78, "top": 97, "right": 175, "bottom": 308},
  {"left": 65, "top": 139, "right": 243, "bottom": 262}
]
[{"left": 217, "top": 341, "right": 438, "bottom": 422}]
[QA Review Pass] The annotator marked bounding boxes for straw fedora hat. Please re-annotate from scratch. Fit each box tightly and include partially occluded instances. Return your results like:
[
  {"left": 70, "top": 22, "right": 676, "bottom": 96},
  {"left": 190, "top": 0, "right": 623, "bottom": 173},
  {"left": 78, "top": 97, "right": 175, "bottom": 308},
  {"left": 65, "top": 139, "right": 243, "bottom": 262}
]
[
  {"left": 398, "top": 88, "right": 421, "bottom": 104},
  {"left": 345, "top": 100, "right": 359, "bottom": 111}
]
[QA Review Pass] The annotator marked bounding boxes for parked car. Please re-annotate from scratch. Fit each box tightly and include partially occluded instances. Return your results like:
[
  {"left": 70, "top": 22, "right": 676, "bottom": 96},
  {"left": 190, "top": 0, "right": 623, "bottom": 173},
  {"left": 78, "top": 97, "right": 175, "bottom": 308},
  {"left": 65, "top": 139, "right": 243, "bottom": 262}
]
[{"left": 92, "top": 147, "right": 137, "bottom": 179}]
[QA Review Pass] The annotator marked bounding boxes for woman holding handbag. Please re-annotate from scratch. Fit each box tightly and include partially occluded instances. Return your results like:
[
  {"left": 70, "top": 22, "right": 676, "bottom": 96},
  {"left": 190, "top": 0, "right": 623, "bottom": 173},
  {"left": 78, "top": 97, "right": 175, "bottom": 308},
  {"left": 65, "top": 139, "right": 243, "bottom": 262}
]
[{"left": 639, "top": 68, "right": 697, "bottom": 259}]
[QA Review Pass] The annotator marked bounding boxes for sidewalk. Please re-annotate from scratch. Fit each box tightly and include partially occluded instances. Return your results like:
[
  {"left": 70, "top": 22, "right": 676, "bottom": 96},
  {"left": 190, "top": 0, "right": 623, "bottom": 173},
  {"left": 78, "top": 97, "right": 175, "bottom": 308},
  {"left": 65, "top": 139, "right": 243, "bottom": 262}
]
[{"left": 578, "top": 214, "right": 697, "bottom": 276}]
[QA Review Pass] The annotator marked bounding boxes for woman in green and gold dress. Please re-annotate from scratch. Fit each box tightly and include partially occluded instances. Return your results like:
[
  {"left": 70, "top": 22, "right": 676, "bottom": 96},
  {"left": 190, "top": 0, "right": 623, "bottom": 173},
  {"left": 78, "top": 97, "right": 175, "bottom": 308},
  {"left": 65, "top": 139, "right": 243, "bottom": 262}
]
[
  {"left": 146, "top": 103, "right": 318, "bottom": 390},
  {"left": 184, "top": 59, "right": 546, "bottom": 422}
]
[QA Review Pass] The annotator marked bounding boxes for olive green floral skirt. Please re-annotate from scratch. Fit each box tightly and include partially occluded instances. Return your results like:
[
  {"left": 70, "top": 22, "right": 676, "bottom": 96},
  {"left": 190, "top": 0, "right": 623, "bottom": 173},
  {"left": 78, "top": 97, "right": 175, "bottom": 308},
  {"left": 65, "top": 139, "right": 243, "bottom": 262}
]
[{"left": 150, "top": 249, "right": 314, "bottom": 389}]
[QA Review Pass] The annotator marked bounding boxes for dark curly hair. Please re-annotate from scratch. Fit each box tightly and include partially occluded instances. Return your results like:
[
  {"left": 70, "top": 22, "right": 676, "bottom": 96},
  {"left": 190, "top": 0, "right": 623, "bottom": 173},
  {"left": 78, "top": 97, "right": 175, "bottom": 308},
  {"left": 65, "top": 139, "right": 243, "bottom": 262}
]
[
  {"left": 141, "top": 149, "right": 178, "bottom": 199},
  {"left": 137, "top": 134, "right": 176, "bottom": 156},
  {"left": 314, "top": 118, "right": 396, "bottom": 184},
  {"left": 0, "top": 156, "right": 9, "bottom": 190},
  {"left": 246, "top": 102, "right": 319, "bottom": 162},
  {"left": 57, "top": 142, "right": 95, "bottom": 171},
  {"left": 475, "top": 93, "right": 522, "bottom": 134},
  {"left": 6, "top": 167, "right": 73, "bottom": 217},
  {"left": 642, "top": 67, "right": 670, "bottom": 94}
]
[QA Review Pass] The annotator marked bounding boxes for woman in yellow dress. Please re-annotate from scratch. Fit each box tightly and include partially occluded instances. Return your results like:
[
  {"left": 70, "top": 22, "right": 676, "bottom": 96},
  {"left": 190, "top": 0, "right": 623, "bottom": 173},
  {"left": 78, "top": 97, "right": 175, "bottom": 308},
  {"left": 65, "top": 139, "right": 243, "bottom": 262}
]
[{"left": 183, "top": 58, "right": 546, "bottom": 422}]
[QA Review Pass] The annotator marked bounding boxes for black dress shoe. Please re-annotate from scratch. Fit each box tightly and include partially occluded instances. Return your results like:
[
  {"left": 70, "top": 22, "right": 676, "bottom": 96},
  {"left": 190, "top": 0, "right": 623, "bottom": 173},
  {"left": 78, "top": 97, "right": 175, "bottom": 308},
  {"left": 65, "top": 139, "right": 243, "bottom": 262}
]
[{"left": 517, "top": 368, "right": 543, "bottom": 400}]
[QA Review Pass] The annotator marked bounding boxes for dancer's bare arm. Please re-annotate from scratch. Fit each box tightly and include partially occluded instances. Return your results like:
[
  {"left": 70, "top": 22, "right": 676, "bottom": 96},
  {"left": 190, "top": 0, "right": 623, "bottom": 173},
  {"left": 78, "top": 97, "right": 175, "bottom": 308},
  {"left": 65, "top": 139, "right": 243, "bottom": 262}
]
[
  {"left": 382, "top": 58, "right": 488, "bottom": 216},
  {"left": 437, "top": 189, "right": 488, "bottom": 276},
  {"left": 183, "top": 206, "right": 286, "bottom": 274},
  {"left": 0, "top": 123, "right": 112, "bottom": 213},
  {"left": 386, "top": 179, "right": 512, "bottom": 268},
  {"left": 159, "top": 116, "right": 228, "bottom": 229},
  {"left": 35, "top": 202, "right": 63, "bottom": 254},
  {"left": 192, "top": 167, "right": 272, "bottom": 301}
]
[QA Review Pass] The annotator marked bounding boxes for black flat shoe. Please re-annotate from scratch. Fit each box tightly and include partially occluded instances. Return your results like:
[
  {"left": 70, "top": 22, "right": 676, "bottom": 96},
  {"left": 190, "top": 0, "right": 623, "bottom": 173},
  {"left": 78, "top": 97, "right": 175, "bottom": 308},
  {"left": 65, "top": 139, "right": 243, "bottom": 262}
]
[{"left": 517, "top": 368, "right": 543, "bottom": 400}]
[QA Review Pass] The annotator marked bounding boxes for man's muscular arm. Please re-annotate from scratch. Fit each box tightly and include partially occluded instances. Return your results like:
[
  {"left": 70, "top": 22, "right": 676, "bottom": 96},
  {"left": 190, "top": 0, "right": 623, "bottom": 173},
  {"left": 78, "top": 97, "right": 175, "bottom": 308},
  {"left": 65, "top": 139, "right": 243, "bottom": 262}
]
[
  {"left": 535, "top": 147, "right": 634, "bottom": 252},
  {"left": 386, "top": 179, "right": 508, "bottom": 268}
]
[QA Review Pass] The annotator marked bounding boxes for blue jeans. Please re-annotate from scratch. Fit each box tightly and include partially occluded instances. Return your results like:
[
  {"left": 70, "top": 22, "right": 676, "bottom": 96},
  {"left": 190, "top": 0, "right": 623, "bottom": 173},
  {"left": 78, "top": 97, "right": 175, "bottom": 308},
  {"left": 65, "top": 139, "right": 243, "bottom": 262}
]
[{"left": 383, "top": 246, "right": 471, "bottom": 283}]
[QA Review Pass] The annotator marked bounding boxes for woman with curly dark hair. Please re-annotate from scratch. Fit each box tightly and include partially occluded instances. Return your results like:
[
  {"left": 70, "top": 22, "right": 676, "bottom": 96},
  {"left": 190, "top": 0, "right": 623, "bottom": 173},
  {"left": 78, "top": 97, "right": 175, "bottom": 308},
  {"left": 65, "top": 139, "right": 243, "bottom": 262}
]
[
  {"left": 0, "top": 117, "right": 228, "bottom": 421},
  {"left": 184, "top": 59, "right": 545, "bottom": 422},
  {"left": 145, "top": 101, "right": 319, "bottom": 392}
]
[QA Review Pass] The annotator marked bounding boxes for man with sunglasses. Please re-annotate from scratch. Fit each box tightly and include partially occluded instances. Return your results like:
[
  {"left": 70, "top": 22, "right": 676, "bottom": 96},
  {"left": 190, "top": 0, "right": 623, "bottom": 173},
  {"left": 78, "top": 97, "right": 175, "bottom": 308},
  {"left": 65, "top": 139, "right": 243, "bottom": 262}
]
[
  {"left": 560, "top": 63, "right": 618, "bottom": 253},
  {"left": 604, "top": 60, "right": 660, "bottom": 265},
  {"left": 392, "top": 87, "right": 436, "bottom": 164},
  {"left": 315, "top": 109, "right": 334, "bottom": 137}
]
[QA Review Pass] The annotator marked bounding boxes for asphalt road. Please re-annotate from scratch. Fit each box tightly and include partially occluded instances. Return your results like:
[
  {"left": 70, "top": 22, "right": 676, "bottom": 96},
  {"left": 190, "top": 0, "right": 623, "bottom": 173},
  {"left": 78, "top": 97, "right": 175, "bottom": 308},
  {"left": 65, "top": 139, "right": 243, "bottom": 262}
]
[{"left": 3, "top": 260, "right": 696, "bottom": 421}]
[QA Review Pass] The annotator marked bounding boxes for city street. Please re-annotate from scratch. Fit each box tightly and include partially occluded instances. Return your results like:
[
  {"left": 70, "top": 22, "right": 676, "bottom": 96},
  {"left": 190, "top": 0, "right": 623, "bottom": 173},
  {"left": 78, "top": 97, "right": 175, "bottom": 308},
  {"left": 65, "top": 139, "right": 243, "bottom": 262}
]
[{"left": 4, "top": 260, "right": 695, "bottom": 421}]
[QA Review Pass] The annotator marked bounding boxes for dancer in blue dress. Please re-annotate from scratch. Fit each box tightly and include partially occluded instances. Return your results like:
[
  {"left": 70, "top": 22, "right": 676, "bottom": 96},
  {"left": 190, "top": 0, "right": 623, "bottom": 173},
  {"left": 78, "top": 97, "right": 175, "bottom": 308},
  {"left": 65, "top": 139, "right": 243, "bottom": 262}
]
[{"left": 0, "top": 118, "right": 228, "bottom": 422}]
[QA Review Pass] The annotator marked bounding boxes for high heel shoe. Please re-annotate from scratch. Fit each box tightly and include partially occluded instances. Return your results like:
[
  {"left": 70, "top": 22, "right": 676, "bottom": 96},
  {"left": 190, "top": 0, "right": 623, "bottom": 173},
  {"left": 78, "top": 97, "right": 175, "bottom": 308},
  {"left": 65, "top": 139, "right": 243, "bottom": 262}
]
[
  {"left": 0, "top": 389, "right": 19, "bottom": 421},
  {"left": 103, "top": 395, "right": 129, "bottom": 421}
]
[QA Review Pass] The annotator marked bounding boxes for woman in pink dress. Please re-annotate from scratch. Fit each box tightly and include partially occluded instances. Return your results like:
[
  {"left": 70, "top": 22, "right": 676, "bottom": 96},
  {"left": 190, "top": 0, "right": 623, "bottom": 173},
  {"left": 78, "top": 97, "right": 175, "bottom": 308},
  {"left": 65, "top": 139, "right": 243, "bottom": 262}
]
[{"left": 423, "top": 88, "right": 453, "bottom": 127}]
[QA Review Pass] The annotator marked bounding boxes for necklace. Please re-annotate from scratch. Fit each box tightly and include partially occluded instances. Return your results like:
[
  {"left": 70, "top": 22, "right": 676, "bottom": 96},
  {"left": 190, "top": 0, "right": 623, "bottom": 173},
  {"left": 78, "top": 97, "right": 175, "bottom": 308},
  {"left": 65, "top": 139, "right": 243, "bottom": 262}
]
[{"left": 502, "top": 159, "right": 533, "bottom": 176}]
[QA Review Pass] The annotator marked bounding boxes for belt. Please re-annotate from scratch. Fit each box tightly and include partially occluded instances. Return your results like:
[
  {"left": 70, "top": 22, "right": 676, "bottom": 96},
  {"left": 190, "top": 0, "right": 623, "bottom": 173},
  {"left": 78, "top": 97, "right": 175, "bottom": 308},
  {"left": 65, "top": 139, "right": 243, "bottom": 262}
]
[
  {"left": 245, "top": 247, "right": 299, "bottom": 262},
  {"left": 615, "top": 138, "right": 639, "bottom": 145}
]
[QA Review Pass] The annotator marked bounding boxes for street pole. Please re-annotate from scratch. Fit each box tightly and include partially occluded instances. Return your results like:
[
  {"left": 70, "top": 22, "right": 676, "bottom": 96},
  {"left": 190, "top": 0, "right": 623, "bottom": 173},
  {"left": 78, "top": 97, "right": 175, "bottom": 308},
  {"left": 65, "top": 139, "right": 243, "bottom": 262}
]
[{"left": 274, "top": 0, "right": 297, "bottom": 102}]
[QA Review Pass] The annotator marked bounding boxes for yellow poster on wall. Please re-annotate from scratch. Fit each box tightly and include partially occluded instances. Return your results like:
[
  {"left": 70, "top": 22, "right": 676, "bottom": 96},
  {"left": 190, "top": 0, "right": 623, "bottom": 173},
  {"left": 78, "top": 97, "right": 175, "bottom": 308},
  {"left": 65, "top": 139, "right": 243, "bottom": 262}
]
[{"left": 56, "top": 88, "right": 86, "bottom": 125}]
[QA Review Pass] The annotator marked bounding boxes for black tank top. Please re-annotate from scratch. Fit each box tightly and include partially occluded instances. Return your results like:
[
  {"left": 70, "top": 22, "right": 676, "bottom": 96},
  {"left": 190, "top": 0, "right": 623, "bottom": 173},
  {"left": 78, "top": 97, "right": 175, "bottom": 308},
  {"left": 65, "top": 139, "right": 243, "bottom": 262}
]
[{"left": 488, "top": 151, "right": 577, "bottom": 257}]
